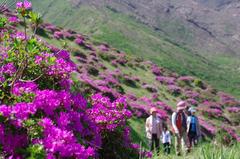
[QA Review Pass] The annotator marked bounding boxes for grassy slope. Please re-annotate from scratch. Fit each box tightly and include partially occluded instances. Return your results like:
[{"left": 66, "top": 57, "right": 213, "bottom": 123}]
[
  {"left": 17, "top": 0, "right": 239, "bottom": 98},
  {"left": 2, "top": 4, "right": 239, "bottom": 157}
]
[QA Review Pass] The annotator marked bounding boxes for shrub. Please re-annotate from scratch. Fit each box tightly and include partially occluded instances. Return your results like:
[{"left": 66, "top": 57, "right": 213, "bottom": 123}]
[
  {"left": 167, "top": 85, "right": 181, "bottom": 96},
  {"left": 151, "top": 64, "right": 162, "bottom": 76},
  {"left": 99, "top": 52, "right": 116, "bottom": 61},
  {"left": 194, "top": 79, "right": 206, "bottom": 89},
  {"left": 156, "top": 76, "right": 175, "bottom": 85},
  {"left": 142, "top": 84, "right": 158, "bottom": 93},
  {"left": 135, "top": 57, "right": 144, "bottom": 63},
  {"left": 119, "top": 75, "right": 138, "bottom": 88},
  {"left": 138, "top": 64, "right": 146, "bottom": 70},
  {"left": 72, "top": 49, "right": 87, "bottom": 59},
  {"left": 87, "top": 66, "right": 99, "bottom": 76},
  {"left": 177, "top": 76, "right": 194, "bottom": 86},
  {"left": 114, "top": 85, "right": 125, "bottom": 94},
  {"left": 127, "top": 62, "right": 134, "bottom": 68}
]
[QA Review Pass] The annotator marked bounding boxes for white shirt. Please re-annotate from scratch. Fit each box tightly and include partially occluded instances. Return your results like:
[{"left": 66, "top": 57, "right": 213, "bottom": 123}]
[
  {"left": 146, "top": 115, "right": 162, "bottom": 139},
  {"left": 162, "top": 130, "right": 171, "bottom": 143}
]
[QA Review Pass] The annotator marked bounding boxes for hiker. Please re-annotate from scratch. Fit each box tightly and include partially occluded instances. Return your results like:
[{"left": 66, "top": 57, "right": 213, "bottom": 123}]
[
  {"left": 184, "top": 105, "right": 191, "bottom": 117},
  {"left": 187, "top": 107, "right": 201, "bottom": 149},
  {"left": 161, "top": 124, "right": 171, "bottom": 155},
  {"left": 145, "top": 107, "right": 163, "bottom": 153},
  {"left": 172, "top": 101, "right": 188, "bottom": 156}
]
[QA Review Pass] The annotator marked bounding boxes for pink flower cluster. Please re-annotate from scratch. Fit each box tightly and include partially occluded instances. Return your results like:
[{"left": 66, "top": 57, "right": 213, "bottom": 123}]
[
  {"left": 98, "top": 44, "right": 109, "bottom": 52},
  {"left": 167, "top": 84, "right": 182, "bottom": 95},
  {"left": 156, "top": 76, "right": 175, "bottom": 85},
  {"left": 12, "top": 81, "right": 38, "bottom": 96},
  {"left": 186, "top": 98, "right": 198, "bottom": 106},
  {"left": 151, "top": 64, "right": 162, "bottom": 76},
  {"left": 8, "top": 16, "right": 19, "bottom": 23},
  {"left": 221, "top": 126, "right": 240, "bottom": 142},
  {"left": 198, "top": 101, "right": 223, "bottom": 118},
  {"left": 227, "top": 107, "right": 240, "bottom": 113},
  {"left": 218, "top": 92, "right": 240, "bottom": 107},
  {"left": 0, "top": 62, "right": 16, "bottom": 76},
  {"left": 16, "top": 0, "right": 32, "bottom": 10},
  {"left": 199, "top": 118, "right": 217, "bottom": 135},
  {"left": 39, "top": 118, "right": 95, "bottom": 159},
  {"left": 47, "top": 52, "right": 76, "bottom": 79},
  {"left": 87, "top": 93, "right": 132, "bottom": 131},
  {"left": 183, "top": 90, "right": 200, "bottom": 99}
]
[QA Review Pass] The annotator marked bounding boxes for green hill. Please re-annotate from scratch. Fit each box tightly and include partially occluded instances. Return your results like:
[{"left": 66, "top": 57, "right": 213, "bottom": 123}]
[{"left": 3, "top": 0, "right": 240, "bottom": 97}]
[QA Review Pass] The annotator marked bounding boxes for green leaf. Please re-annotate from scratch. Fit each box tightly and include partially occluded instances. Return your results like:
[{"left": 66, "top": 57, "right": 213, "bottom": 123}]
[
  {"left": 48, "top": 57, "right": 56, "bottom": 64},
  {"left": 0, "top": 16, "right": 7, "bottom": 28},
  {"left": 29, "top": 12, "right": 43, "bottom": 25},
  {"left": 26, "top": 144, "right": 45, "bottom": 159}
]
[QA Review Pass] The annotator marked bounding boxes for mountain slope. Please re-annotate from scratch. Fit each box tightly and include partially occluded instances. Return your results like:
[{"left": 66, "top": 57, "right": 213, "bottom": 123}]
[
  {"left": 25, "top": 10, "right": 240, "bottom": 142},
  {"left": 68, "top": 0, "right": 240, "bottom": 56},
  {"left": 1, "top": 2, "right": 239, "bottom": 155},
  {"left": 2, "top": 0, "right": 239, "bottom": 97}
]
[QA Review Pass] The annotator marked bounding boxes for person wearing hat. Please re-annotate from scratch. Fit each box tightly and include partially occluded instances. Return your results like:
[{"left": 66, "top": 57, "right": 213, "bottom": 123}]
[
  {"left": 187, "top": 107, "right": 201, "bottom": 149},
  {"left": 145, "top": 107, "right": 163, "bottom": 153},
  {"left": 171, "top": 101, "right": 188, "bottom": 156}
]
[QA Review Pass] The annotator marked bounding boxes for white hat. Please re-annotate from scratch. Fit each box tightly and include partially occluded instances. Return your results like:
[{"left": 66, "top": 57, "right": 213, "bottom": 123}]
[{"left": 188, "top": 107, "right": 196, "bottom": 113}]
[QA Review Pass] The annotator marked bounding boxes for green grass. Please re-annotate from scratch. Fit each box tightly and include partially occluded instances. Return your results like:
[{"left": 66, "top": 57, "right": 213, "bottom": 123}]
[
  {"left": 150, "top": 142, "right": 240, "bottom": 159},
  {"left": 129, "top": 117, "right": 149, "bottom": 149}
]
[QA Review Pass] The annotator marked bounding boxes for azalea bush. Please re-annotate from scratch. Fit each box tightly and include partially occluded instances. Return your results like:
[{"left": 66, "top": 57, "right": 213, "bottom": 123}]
[
  {"left": 167, "top": 84, "right": 182, "bottom": 96},
  {"left": 156, "top": 76, "right": 175, "bottom": 85},
  {"left": 1, "top": 4, "right": 93, "bottom": 158},
  {"left": 0, "top": 2, "right": 142, "bottom": 158},
  {"left": 216, "top": 128, "right": 236, "bottom": 146},
  {"left": 119, "top": 75, "right": 138, "bottom": 88}
]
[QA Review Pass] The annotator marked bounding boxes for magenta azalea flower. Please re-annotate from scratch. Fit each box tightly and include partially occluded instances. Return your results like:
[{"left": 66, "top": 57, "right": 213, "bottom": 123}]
[
  {"left": 1, "top": 62, "right": 16, "bottom": 75},
  {"left": 12, "top": 81, "right": 38, "bottom": 96},
  {"left": 23, "top": 0, "right": 32, "bottom": 10},
  {"left": 15, "top": 31, "right": 25, "bottom": 40},
  {"left": 16, "top": 1, "right": 23, "bottom": 9},
  {"left": 16, "top": 0, "right": 32, "bottom": 10},
  {"left": 8, "top": 16, "right": 19, "bottom": 23}
]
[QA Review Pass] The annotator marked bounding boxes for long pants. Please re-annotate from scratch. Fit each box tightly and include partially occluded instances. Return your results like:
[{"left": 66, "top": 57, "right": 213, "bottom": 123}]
[
  {"left": 175, "top": 131, "right": 188, "bottom": 155},
  {"left": 163, "top": 142, "right": 170, "bottom": 154},
  {"left": 148, "top": 134, "right": 160, "bottom": 153},
  {"left": 188, "top": 131, "right": 198, "bottom": 148}
]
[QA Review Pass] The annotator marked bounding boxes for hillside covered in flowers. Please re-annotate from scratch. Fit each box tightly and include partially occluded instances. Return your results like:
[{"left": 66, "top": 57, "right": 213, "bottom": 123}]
[{"left": 0, "top": 1, "right": 239, "bottom": 158}]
